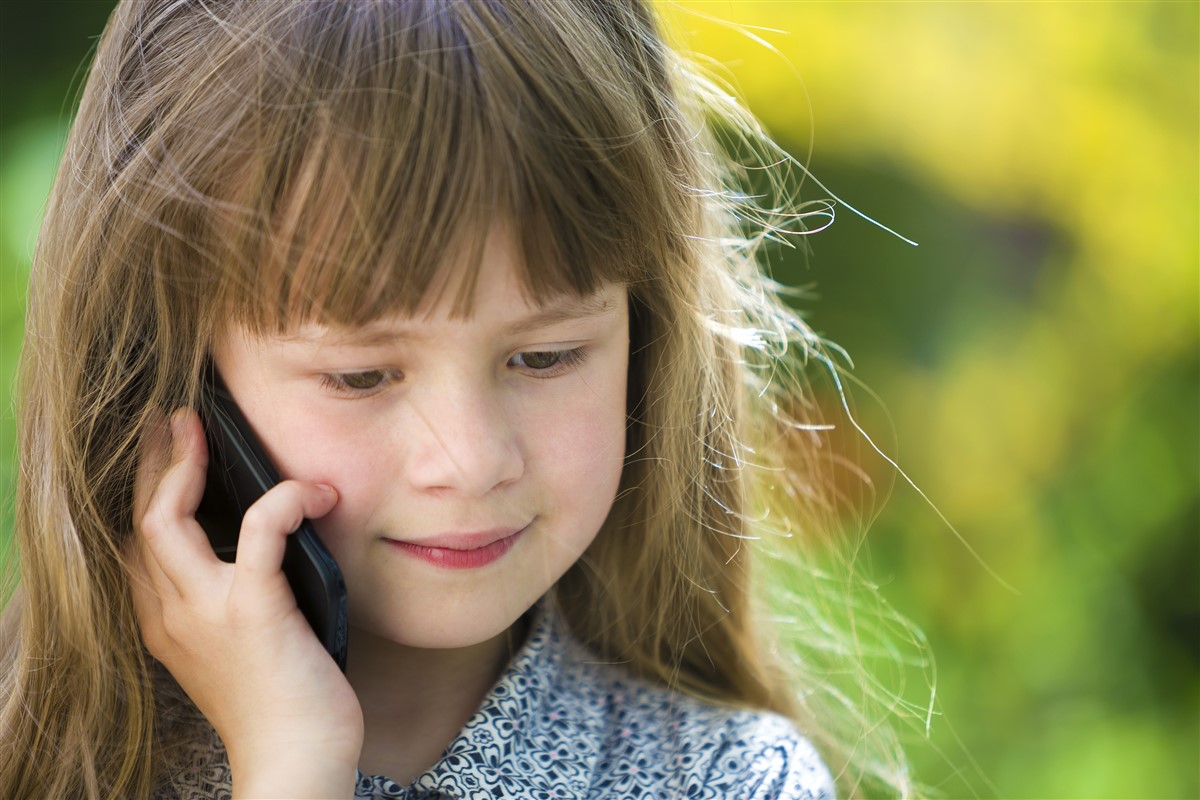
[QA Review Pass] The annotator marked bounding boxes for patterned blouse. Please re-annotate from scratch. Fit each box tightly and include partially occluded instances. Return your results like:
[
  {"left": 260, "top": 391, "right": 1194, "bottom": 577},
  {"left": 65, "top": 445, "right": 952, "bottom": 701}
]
[{"left": 154, "top": 599, "right": 835, "bottom": 799}]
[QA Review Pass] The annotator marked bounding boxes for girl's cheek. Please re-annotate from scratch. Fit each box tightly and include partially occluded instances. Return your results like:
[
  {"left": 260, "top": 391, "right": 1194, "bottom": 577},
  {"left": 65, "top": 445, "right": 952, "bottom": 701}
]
[{"left": 547, "top": 405, "right": 625, "bottom": 479}]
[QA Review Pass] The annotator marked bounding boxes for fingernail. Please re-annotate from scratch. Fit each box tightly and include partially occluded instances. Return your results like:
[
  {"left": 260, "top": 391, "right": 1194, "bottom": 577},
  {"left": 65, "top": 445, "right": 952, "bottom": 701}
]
[{"left": 318, "top": 483, "right": 338, "bottom": 497}]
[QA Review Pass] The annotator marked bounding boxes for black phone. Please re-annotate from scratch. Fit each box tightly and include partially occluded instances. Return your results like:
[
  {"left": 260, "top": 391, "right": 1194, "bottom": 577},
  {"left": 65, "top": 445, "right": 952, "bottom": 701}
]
[{"left": 193, "top": 365, "right": 349, "bottom": 671}]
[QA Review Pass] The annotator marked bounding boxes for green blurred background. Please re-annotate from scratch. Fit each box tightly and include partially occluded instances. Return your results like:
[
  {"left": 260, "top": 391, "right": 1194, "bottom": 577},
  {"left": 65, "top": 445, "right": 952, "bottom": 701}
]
[{"left": 1, "top": 1, "right": 1196, "bottom": 797}]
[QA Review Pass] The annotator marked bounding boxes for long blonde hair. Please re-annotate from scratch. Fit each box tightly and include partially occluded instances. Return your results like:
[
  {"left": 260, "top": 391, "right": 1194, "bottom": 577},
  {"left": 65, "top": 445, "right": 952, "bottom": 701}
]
[{"left": 2, "top": 1, "right": 917, "bottom": 796}]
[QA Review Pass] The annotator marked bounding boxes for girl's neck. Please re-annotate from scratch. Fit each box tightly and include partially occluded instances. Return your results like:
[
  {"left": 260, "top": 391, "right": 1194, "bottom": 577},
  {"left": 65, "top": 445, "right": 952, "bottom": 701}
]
[{"left": 346, "top": 615, "right": 532, "bottom": 782}]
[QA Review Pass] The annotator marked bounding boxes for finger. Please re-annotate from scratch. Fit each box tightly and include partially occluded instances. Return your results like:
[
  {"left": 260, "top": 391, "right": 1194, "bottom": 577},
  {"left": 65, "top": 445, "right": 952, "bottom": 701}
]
[
  {"left": 133, "top": 409, "right": 173, "bottom": 524},
  {"left": 154, "top": 409, "right": 210, "bottom": 521},
  {"left": 131, "top": 410, "right": 184, "bottom": 602},
  {"left": 231, "top": 481, "right": 338, "bottom": 593},
  {"left": 137, "top": 408, "right": 222, "bottom": 589}
]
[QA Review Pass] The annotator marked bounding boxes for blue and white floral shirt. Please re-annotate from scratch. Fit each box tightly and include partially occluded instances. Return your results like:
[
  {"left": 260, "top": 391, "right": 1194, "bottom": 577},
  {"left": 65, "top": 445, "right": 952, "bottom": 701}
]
[{"left": 156, "top": 599, "right": 835, "bottom": 799}]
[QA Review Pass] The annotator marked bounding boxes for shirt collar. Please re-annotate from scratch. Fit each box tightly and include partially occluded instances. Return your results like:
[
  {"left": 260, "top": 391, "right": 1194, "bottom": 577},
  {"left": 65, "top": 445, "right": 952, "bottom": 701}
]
[{"left": 404, "top": 595, "right": 603, "bottom": 800}]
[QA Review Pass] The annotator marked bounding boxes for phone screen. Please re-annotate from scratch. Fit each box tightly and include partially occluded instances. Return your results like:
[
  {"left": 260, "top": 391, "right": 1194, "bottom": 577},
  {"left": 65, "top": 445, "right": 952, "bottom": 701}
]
[{"left": 193, "top": 366, "right": 349, "bottom": 671}]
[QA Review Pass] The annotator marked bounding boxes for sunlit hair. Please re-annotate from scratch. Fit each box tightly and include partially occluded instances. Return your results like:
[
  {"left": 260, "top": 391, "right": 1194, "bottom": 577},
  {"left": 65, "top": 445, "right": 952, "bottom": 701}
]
[{"left": 1, "top": 1, "right": 923, "bottom": 797}]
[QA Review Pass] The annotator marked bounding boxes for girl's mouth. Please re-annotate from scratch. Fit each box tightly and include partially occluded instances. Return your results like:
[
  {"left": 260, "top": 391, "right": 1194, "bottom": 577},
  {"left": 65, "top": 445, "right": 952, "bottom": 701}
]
[{"left": 383, "top": 525, "right": 527, "bottom": 569}]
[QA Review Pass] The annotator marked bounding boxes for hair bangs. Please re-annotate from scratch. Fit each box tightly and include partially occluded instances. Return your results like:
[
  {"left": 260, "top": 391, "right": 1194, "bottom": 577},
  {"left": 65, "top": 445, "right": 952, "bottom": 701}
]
[{"left": 207, "top": 0, "right": 668, "bottom": 335}]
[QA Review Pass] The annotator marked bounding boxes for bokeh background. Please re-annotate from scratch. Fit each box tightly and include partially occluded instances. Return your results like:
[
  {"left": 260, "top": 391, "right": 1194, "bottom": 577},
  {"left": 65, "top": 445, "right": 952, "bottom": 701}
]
[{"left": 2, "top": 1, "right": 1196, "bottom": 797}]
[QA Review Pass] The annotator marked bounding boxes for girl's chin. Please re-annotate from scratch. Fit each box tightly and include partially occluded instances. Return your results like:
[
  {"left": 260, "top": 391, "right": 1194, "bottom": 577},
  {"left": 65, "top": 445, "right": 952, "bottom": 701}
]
[{"left": 347, "top": 608, "right": 529, "bottom": 652}]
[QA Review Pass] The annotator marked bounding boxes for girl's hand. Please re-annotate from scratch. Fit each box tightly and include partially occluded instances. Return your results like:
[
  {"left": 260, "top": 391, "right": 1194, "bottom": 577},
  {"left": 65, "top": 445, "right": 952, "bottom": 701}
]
[{"left": 130, "top": 408, "right": 362, "bottom": 799}]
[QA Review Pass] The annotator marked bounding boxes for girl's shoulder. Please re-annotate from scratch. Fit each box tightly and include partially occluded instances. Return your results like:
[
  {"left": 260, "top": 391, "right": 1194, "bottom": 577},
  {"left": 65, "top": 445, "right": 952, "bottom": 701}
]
[
  {"left": 371, "top": 599, "right": 836, "bottom": 800},
  {"left": 553, "top": 663, "right": 836, "bottom": 800},
  {"left": 547, "top": 605, "right": 836, "bottom": 799}
]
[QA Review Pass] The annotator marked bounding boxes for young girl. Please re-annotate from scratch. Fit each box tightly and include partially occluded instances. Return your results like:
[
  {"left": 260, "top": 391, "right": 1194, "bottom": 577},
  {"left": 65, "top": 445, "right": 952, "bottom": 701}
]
[{"left": 1, "top": 1, "right": 917, "bottom": 797}]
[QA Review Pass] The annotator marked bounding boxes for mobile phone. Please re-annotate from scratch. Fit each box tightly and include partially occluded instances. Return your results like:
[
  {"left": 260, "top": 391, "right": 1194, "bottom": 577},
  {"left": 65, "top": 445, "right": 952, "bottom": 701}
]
[{"left": 193, "top": 364, "right": 349, "bottom": 671}]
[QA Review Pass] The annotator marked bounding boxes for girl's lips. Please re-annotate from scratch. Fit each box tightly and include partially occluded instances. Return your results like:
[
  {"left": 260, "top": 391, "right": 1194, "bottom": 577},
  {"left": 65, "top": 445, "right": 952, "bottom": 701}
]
[{"left": 384, "top": 526, "right": 527, "bottom": 569}]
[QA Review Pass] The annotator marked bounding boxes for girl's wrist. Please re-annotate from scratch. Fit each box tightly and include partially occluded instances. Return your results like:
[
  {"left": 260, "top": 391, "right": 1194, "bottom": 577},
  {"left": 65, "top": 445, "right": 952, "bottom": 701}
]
[{"left": 230, "top": 747, "right": 359, "bottom": 800}]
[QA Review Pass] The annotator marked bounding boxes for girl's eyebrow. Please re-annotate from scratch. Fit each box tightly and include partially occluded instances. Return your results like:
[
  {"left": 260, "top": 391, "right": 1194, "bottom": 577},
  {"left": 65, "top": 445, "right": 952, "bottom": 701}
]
[
  {"left": 501, "top": 294, "right": 617, "bottom": 336},
  {"left": 299, "top": 293, "right": 618, "bottom": 348}
]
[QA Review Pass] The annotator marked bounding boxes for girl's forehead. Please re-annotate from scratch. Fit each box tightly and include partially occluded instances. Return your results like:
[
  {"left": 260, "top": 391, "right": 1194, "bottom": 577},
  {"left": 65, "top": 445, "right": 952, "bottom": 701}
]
[
  {"left": 284, "top": 281, "right": 624, "bottom": 340},
  {"left": 325, "top": 221, "right": 622, "bottom": 329},
  {"left": 225, "top": 206, "right": 631, "bottom": 338},
  {"left": 276, "top": 284, "right": 626, "bottom": 349}
]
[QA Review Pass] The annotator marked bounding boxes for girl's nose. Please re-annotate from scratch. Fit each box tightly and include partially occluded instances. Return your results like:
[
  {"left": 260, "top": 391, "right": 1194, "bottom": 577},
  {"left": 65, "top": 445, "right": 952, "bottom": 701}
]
[{"left": 403, "top": 387, "right": 524, "bottom": 496}]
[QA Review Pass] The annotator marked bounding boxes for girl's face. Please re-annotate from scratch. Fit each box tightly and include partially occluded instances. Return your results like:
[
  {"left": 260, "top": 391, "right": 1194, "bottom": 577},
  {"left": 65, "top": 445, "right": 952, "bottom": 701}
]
[{"left": 211, "top": 225, "right": 629, "bottom": 649}]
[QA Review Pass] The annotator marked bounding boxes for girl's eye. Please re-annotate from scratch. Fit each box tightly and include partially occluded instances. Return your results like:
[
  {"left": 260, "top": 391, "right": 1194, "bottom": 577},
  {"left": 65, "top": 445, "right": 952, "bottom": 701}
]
[
  {"left": 510, "top": 347, "right": 589, "bottom": 376},
  {"left": 319, "top": 369, "right": 397, "bottom": 395},
  {"left": 520, "top": 351, "right": 561, "bottom": 370}
]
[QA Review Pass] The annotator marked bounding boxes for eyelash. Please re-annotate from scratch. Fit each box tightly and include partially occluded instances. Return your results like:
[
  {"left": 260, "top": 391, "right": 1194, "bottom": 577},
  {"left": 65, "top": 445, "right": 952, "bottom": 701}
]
[
  {"left": 319, "top": 369, "right": 401, "bottom": 396},
  {"left": 318, "top": 347, "right": 590, "bottom": 397},
  {"left": 509, "top": 346, "right": 590, "bottom": 377}
]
